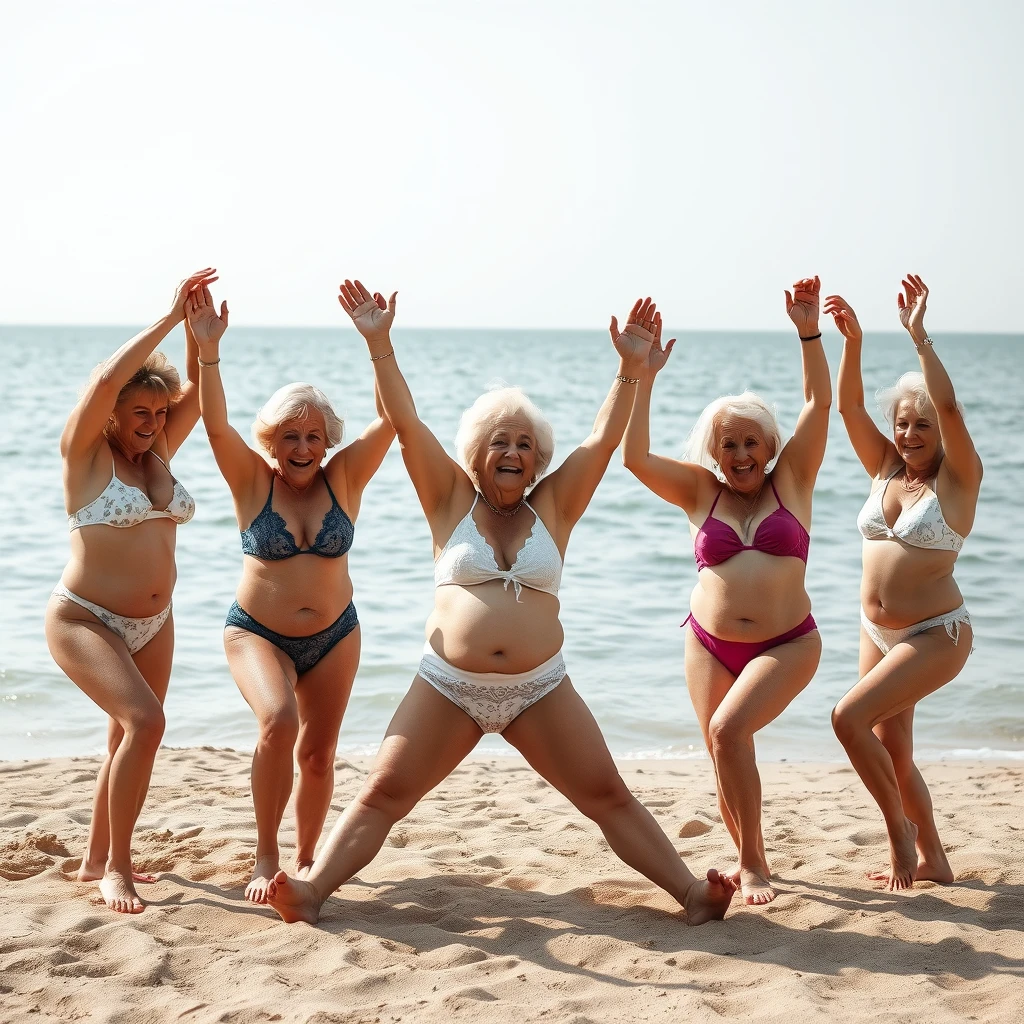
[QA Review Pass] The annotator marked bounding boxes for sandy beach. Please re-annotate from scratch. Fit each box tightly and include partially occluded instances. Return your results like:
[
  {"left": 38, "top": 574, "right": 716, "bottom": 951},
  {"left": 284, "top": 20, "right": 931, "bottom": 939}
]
[{"left": 1, "top": 750, "right": 1021, "bottom": 1023}]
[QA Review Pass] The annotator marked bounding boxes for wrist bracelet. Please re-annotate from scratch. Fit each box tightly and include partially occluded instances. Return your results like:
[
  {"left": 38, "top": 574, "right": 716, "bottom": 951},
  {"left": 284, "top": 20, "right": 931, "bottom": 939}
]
[
  {"left": 616, "top": 374, "right": 641, "bottom": 385},
  {"left": 915, "top": 336, "right": 934, "bottom": 348},
  {"left": 198, "top": 357, "right": 221, "bottom": 366},
  {"left": 370, "top": 350, "right": 394, "bottom": 362},
  {"left": 799, "top": 332, "right": 822, "bottom": 342}
]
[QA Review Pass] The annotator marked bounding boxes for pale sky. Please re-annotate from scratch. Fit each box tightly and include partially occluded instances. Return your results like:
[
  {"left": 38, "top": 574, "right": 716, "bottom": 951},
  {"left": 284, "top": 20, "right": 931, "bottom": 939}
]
[{"left": 2, "top": 0, "right": 1021, "bottom": 330}]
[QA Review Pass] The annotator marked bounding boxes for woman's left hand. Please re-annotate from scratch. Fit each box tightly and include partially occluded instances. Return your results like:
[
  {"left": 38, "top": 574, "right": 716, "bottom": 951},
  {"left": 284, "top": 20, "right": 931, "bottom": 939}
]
[
  {"left": 785, "top": 276, "right": 821, "bottom": 336},
  {"left": 186, "top": 283, "right": 229, "bottom": 350},
  {"left": 609, "top": 297, "right": 659, "bottom": 367},
  {"left": 823, "top": 294, "right": 863, "bottom": 343},
  {"left": 897, "top": 274, "right": 929, "bottom": 342}
]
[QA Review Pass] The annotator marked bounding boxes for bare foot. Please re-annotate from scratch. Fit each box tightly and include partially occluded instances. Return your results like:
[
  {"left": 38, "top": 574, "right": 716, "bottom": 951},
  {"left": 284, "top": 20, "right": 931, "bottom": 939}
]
[
  {"left": 99, "top": 870, "right": 145, "bottom": 914},
  {"left": 266, "top": 870, "right": 322, "bottom": 925},
  {"left": 739, "top": 865, "right": 776, "bottom": 905},
  {"left": 683, "top": 868, "right": 737, "bottom": 925},
  {"left": 78, "top": 858, "right": 156, "bottom": 884},
  {"left": 868, "top": 853, "right": 953, "bottom": 886},
  {"left": 245, "top": 855, "right": 281, "bottom": 904},
  {"left": 877, "top": 818, "right": 919, "bottom": 891},
  {"left": 729, "top": 860, "right": 771, "bottom": 886},
  {"left": 295, "top": 860, "right": 314, "bottom": 880}
]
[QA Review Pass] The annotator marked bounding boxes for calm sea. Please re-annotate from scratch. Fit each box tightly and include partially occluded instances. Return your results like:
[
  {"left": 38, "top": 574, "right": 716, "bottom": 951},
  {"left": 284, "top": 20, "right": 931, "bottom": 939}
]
[{"left": 2, "top": 326, "right": 1022, "bottom": 762}]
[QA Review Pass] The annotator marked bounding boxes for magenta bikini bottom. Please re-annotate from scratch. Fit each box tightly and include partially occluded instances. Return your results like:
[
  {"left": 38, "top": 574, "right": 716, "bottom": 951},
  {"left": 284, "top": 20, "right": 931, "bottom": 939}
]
[{"left": 684, "top": 612, "right": 817, "bottom": 677}]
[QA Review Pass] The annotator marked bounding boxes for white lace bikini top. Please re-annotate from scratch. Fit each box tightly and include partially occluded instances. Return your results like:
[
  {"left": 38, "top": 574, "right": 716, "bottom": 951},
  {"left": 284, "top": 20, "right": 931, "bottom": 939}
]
[
  {"left": 434, "top": 495, "right": 562, "bottom": 600},
  {"left": 856, "top": 466, "right": 964, "bottom": 553},
  {"left": 69, "top": 453, "right": 196, "bottom": 531}
]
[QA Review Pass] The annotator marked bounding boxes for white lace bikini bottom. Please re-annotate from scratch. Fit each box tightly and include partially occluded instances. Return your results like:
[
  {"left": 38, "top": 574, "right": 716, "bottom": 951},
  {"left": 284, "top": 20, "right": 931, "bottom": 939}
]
[
  {"left": 417, "top": 641, "right": 566, "bottom": 733},
  {"left": 52, "top": 583, "right": 171, "bottom": 655},
  {"left": 860, "top": 603, "right": 972, "bottom": 656}
]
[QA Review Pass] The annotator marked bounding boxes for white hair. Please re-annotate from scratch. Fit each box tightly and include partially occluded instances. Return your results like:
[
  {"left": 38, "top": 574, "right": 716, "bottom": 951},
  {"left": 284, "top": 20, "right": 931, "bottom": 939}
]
[
  {"left": 682, "top": 390, "right": 785, "bottom": 478},
  {"left": 875, "top": 370, "right": 963, "bottom": 429},
  {"left": 454, "top": 384, "right": 555, "bottom": 487},
  {"left": 252, "top": 382, "right": 344, "bottom": 454}
]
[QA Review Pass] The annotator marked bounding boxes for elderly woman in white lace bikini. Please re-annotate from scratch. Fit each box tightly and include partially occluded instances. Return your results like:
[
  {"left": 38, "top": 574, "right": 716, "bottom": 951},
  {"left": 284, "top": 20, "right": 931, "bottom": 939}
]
[
  {"left": 829, "top": 276, "right": 983, "bottom": 891},
  {"left": 45, "top": 269, "right": 216, "bottom": 913},
  {"left": 265, "top": 279, "right": 738, "bottom": 927}
]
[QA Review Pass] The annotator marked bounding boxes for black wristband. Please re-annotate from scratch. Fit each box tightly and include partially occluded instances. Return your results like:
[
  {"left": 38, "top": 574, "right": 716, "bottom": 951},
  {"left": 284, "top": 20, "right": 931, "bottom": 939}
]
[{"left": 799, "top": 332, "right": 822, "bottom": 342}]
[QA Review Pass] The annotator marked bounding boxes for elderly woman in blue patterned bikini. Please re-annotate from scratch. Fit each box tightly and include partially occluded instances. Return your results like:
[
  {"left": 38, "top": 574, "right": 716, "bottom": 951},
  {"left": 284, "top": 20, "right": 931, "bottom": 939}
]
[
  {"left": 46, "top": 269, "right": 215, "bottom": 914},
  {"left": 265, "top": 279, "right": 737, "bottom": 928},
  {"left": 829, "top": 276, "right": 982, "bottom": 891},
  {"left": 185, "top": 283, "right": 395, "bottom": 904}
]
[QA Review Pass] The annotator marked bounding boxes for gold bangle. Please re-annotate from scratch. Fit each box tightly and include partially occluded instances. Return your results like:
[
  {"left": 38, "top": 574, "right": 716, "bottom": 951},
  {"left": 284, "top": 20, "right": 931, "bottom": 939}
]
[
  {"left": 616, "top": 374, "right": 641, "bottom": 384},
  {"left": 370, "top": 350, "right": 394, "bottom": 362},
  {"left": 198, "top": 357, "right": 220, "bottom": 367}
]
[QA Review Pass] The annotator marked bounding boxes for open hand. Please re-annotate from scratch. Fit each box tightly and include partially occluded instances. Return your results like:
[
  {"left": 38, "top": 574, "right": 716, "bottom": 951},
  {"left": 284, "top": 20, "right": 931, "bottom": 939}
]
[
  {"left": 609, "top": 297, "right": 659, "bottom": 368},
  {"left": 186, "top": 283, "right": 229, "bottom": 349},
  {"left": 645, "top": 312, "right": 676, "bottom": 374},
  {"left": 339, "top": 279, "right": 396, "bottom": 345},
  {"left": 785, "top": 276, "right": 821, "bottom": 336},
  {"left": 823, "top": 294, "right": 862, "bottom": 343},
  {"left": 897, "top": 274, "right": 929, "bottom": 341},
  {"left": 171, "top": 268, "right": 218, "bottom": 322}
]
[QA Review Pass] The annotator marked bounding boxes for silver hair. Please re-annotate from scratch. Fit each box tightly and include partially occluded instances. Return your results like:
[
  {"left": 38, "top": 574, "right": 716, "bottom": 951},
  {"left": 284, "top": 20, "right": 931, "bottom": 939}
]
[
  {"left": 252, "top": 382, "right": 344, "bottom": 454},
  {"left": 682, "top": 390, "right": 785, "bottom": 478},
  {"left": 455, "top": 384, "right": 555, "bottom": 487},
  {"left": 875, "top": 370, "right": 963, "bottom": 429}
]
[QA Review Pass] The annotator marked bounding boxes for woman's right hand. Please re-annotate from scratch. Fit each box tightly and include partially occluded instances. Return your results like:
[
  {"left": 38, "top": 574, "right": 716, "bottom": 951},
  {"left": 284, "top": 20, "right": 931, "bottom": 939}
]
[
  {"left": 339, "top": 279, "right": 396, "bottom": 345},
  {"left": 171, "top": 268, "right": 218, "bottom": 322},
  {"left": 186, "top": 283, "right": 229, "bottom": 357},
  {"left": 823, "top": 294, "right": 863, "bottom": 343}
]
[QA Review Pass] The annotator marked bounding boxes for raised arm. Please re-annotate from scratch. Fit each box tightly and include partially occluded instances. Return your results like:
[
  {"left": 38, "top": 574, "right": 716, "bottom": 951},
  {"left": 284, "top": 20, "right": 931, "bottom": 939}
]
[
  {"left": 898, "top": 274, "right": 982, "bottom": 487},
  {"left": 188, "top": 284, "right": 264, "bottom": 500},
  {"left": 827, "top": 293, "right": 896, "bottom": 477},
  {"left": 775, "top": 276, "right": 832, "bottom": 489},
  {"left": 338, "top": 279, "right": 463, "bottom": 519},
  {"left": 60, "top": 269, "right": 217, "bottom": 461},
  {"left": 162, "top": 313, "right": 202, "bottom": 457},
  {"left": 538, "top": 298, "right": 655, "bottom": 529}
]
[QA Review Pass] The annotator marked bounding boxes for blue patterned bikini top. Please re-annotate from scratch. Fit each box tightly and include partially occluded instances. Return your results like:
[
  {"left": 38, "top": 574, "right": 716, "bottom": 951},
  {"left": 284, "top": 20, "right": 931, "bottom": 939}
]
[{"left": 241, "top": 472, "right": 354, "bottom": 560}]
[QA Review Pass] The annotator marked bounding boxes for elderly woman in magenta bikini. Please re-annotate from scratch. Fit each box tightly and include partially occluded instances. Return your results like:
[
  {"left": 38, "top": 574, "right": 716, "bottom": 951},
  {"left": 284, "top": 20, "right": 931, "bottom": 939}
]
[
  {"left": 45, "top": 269, "right": 215, "bottom": 913},
  {"left": 623, "top": 277, "right": 832, "bottom": 905},
  {"left": 829, "top": 276, "right": 982, "bottom": 891},
  {"left": 264, "top": 279, "right": 738, "bottom": 927},
  {"left": 184, "top": 283, "right": 395, "bottom": 903}
]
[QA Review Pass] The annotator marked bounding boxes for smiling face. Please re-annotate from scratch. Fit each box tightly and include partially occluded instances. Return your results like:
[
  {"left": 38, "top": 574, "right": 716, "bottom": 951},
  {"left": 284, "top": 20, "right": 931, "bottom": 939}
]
[
  {"left": 108, "top": 387, "right": 169, "bottom": 456},
  {"left": 272, "top": 413, "right": 328, "bottom": 487},
  {"left": 476, "top": 416, "right": 538, "bottom": 502},
  {"left": 894, "top": 398, "right": 942, "bottom": 471},
  {"left": 712, "top": 414, "right": 775, "bottom": 495}
]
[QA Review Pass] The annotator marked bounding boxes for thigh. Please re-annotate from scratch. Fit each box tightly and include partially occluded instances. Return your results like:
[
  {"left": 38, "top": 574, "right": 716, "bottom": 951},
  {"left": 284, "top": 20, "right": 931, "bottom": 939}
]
[
  {"left": 503, "top": 677, "right": 625, "bottom": 804},
  {"left": 295, "top": 626, "right": 361, "bottom": 749},
  {"left": 858, "top": 625, "right": 886, "bottom": 679},
  {"left": 131, "top": 612, "right": 175, "bottom": 705},
  {"left": 45, "top": 598, "right": 163, "bottom": 726},
  {"left": 684, "top": 624, "right": 737, "bottom": 743},
  {"left": 837, "top": 623, "right": 972, "bottom": 730},
  {"left": 712, "top": 630, "right": 821, "bottom": 737},
  {"left": 224, "top": 627, "right": 298, "bottom": 723}
]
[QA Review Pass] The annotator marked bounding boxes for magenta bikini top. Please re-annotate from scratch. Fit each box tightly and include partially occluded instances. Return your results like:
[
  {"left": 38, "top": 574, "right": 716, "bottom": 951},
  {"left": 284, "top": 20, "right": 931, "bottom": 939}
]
[{"left": 693, "top": 477, "right": 809, "bottom": 571}]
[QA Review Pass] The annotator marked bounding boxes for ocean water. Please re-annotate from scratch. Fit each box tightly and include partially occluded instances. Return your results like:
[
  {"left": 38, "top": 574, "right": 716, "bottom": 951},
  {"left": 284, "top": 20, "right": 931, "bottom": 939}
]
[{"left": 2, "top": 326, "right": 1022, "bottom": 763}]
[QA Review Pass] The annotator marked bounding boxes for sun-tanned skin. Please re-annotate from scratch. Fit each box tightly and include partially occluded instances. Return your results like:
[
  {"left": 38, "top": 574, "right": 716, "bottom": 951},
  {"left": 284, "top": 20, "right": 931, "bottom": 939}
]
[
  {"left": 263, "top": 279, "right": 737, "bottom": 926},
  {"left": 829, "top": 276, "right": 981, "bottom": 890},
  {"left": 45, "top": 269, "right": 216, "bottom": 913},
  {"left": 623, "top": 277, "right": 832, "bottom": 905}
]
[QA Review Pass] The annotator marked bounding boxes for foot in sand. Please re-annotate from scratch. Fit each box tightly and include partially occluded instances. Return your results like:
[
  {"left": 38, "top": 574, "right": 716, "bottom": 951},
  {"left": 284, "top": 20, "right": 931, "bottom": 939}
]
[
  {"left": 78, "top": 858, "right": 156, "bottom": 884},
  {"left": 295, "top": 860, "right": 314, "bottom": 880},
  {"left": 99, "top": 870, "right": 145, "bottom": 914},
  {"left": 683, "top": 868, "right": 737, "bottom": 925},
  {"left": 245, "top": 856, "right": 281, "bottom": 904},
  {"left": 877, "top": 818, "right": 920, "bottom": 891},
  {"left": 267, "top": 870, "right": 322, "bottom": 925},
  {"left": 739, "top": 864, "right": 776, "bottom": 905},
  {"left": 869, "top": 847, "right": 953, "bottom": 886}
]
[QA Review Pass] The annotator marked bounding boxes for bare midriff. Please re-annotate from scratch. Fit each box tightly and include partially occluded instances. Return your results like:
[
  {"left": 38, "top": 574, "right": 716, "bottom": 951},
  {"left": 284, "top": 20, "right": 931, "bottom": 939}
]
[
  {"left": 861, "top": 540, "right": 962, "bottom": 628},
  {"left": 235, "top": 555, "right": 355, "bottom": 636},
  {"left": 688, "top": 549, "right": 812, "bottom": 642},
  {"left": 427, "top": 583, "right": 564, "bottom": 673},
  {"left": 62, "top": 521, "right": 178, "bottom": 616}
]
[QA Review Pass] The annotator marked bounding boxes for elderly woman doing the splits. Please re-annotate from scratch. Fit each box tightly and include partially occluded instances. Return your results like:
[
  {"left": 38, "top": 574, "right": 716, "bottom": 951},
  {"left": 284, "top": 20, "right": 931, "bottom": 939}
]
[
  {"left": 829, "top": 276, "right": 982, "bottom": 890},
  {"left": 265, "top": 280, "right": 737, "bottom": 927},
  {"left": 45, "top": 269, "right": 215, "bottom": 913},
  {"left": 186, "top": 283, "right": 395, "bottom": 903},
  {"left": 623, "top": 278, "right": 832, "bottom": 905}
]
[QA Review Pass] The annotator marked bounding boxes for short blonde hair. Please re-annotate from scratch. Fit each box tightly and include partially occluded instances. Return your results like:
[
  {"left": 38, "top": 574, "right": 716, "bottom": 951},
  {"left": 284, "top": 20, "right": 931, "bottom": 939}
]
[
  {"left": 95, "top": 352, "right": 182, "bottom": 438},
  {"left": 876, "top": 371, "right": 963, "bottom": 429},
  {"left": 252, "top": 382, "right": 344, "bottom": 454},
  {"left": 455, "top": 384, "right": 554, "bottom": 487},
  {"left": 682, "top": 391, "right": 785, "bottom": 478}
]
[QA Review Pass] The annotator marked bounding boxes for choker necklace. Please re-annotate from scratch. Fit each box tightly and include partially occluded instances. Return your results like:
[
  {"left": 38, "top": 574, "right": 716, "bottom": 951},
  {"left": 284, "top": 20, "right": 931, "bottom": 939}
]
[{"left": 479, "top": 490, "right": 525, "bottom": 518}]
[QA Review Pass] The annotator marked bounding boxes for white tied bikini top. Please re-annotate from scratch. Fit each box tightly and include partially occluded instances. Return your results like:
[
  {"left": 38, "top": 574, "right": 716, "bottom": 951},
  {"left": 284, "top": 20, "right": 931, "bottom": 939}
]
[
  {"left": 434, "top": 495, "right": 562, "bottom": 600},
  {"left": 69, "top": 453, "right": 196, "bottom": 531},
  {"left": 856, "top": 466, "right": 964, "bottom": 553}
]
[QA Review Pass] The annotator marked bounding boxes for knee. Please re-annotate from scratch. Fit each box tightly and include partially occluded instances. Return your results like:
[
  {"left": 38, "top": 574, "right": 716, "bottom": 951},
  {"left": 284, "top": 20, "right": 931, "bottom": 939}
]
[
  {"left": 357, "top": 770, "right": 418, "bottom": 822},
  {"left": 297, "top": 742, "right": 336, "bottom": 780},
  {"left": 831, "top": 700, "right": 864, "bottom": 746},
  {"left": 259, "top": 707, "right": 300, "bottom": 751},
  {"left": 573, "top": 776, "right": 634, "bottom": 823},
  {"left": 124, "top": 705, "right": 165, "bottom": 750},
  {"left": 708, "top": 714, "right": 746, "bottom": 758}
]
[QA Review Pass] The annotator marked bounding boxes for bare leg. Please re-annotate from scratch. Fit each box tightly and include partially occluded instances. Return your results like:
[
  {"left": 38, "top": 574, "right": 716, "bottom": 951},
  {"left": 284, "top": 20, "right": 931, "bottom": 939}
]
[
  {"left": 504, "top": 677, "right": 737, "bottom": 925},
  {"left": 293, "top": 626, "right": 361, "bottom": 875},
  {"left": 224, "top": 628, "right": 299, "bottom": 904},
  {"left": 706, "top": 631, "right": 821, "bottom": 905},
  {"left": 45, "top": 598, "right": 168, "bottom": 914},
  {"left": 833, "top": 623, "right": 971, "bottom": 890},
  {"left": 267, "top": 678, "right": 482, "bottom": 924}
]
